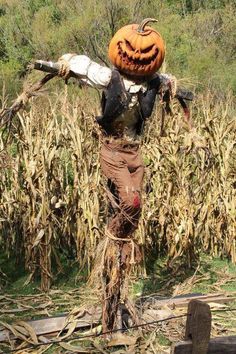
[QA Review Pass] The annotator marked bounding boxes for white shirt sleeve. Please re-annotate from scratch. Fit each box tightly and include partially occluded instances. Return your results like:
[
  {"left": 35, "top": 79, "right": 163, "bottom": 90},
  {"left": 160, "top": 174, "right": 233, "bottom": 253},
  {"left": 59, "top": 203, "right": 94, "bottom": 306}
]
[{"left": 60, "top": 54, "right": 112, "bottom": 88}]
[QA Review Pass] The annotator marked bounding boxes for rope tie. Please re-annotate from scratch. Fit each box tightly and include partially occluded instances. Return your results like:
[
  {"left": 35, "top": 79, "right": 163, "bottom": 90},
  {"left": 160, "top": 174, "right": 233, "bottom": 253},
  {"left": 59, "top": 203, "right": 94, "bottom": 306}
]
[
  {"left": 57, "top": 53, "right": 77, "bottom": 80},
  {"left": 105, "top": 228, "right": 136, "bottom": 265},
  {"left": 57, "top": 58, "right": 71, "bottom": 80}
]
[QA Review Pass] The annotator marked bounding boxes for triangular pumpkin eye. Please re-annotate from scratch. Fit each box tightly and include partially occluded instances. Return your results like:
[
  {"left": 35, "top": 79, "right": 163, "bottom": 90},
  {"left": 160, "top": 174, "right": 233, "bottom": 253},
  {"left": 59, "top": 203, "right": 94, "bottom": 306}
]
[
  {"left": 141, "top": 45, "right": 154, "bottom": 53},
  {"left": 125, "top": 40, "right": 135, "bottom": 51}
]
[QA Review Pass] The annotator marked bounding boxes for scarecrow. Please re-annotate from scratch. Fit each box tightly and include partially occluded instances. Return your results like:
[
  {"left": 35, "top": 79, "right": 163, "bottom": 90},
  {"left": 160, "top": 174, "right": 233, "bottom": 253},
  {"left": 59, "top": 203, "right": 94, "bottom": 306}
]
[{"left": 0, "top": 18, "right": 195, "bottom": 334}]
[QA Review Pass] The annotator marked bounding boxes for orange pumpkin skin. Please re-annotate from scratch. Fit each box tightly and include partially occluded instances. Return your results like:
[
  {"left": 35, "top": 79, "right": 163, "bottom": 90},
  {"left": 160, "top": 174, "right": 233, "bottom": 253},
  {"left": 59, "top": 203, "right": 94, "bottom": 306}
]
[{"left": 108, "top": 19, "right": 165, "bottom": 77}]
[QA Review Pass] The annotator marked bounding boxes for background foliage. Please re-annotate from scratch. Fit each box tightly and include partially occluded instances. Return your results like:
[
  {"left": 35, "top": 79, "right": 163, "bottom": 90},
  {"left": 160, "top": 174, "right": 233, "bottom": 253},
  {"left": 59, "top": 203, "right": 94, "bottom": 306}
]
[
  {"left": 0, "top": 0, "right": 236, "bottom": 96},
  {"left": 0, "top": 0, "right": 235, "bottom": 290}
]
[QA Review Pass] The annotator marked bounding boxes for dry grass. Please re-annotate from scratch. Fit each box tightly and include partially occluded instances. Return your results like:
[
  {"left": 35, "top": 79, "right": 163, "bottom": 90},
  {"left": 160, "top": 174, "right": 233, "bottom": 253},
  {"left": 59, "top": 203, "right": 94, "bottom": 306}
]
[{"left": 0, "top": 84, "right": 235, "bottom": 290}]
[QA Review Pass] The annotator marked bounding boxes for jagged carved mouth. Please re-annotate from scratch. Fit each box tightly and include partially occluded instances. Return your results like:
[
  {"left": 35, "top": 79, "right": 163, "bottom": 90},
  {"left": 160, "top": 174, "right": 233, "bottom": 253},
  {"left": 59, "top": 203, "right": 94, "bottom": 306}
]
[{"left": 118, "top": 40, "right": 159, "bottom": 66}]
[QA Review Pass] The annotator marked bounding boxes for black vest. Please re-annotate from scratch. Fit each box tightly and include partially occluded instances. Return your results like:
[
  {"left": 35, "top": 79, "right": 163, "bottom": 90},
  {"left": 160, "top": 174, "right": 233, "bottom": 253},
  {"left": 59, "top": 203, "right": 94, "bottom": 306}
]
[{"left": 96, "top": 69, "right": 161, "bottom": 135}]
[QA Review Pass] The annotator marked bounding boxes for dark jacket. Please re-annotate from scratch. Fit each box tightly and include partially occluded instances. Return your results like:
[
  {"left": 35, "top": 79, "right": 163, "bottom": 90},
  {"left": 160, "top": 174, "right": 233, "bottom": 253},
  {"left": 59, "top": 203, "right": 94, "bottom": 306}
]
[{"left": 96, "top": 69, "right": 161, "bottom": 135}]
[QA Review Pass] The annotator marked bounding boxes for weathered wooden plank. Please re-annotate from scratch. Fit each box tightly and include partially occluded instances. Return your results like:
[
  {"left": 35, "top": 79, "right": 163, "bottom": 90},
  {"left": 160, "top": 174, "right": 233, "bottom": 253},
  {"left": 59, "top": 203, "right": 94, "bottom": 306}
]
[
  {"left": 209, "top": 336, "right": 236, "bottom": 354},
  {"left": 171, "top": 296, "right": 235, "bottom": 308},
  {"left": 171, "top": 340, "right": 193, "bottom": 354},
  {"left": 185, "top": 300, "right": 211, "bottom": 354},
  {"left": 0, "top": 293, "right": 234, "bottom": 343},
  {"left": 139, "top": 292, "right": 219, "bottom": 302},
  {"left": 142, "top": 293, "right": 236, "bottom": 308},
  {"left": 171, "top": 336, "right": 236, "bottom": 354},
  {"left": 0, "top": 307, "right": 101, "bottom": 342}
]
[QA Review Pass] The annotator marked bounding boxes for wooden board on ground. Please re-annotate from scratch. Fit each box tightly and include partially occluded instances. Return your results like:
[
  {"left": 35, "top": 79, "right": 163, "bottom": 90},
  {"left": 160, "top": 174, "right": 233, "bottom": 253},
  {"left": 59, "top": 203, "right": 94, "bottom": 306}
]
[
  {"left": 171, "top": 336, "right": 236, "bottom": 354},
  {"left": 138, "top": 293, "right": 236, "bottom": 309},
  {"left": 0, "top": 293, "right": 234, "bottom": 342},
  {"left": 0, "top": 306, "right": 101, "bottom": 342}
]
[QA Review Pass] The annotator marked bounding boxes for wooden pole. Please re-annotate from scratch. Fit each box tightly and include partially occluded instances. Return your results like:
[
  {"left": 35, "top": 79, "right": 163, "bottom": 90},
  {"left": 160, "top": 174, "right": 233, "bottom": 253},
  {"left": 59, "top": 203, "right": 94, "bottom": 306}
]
[
  {"left": 171, "top": 299, "right": 212, "bottom": 354},
  {"left": 185, "top": 300, "right": 211, "bottom": 354}
]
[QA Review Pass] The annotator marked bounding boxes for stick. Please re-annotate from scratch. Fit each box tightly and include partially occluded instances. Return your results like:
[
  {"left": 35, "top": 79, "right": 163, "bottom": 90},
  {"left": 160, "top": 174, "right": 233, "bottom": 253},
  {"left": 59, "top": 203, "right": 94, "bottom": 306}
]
[
  {"left": 33, "top": 60, "right": 60, "bottom": 74},
  {"left": 0, "top": 73, "right": 55, "bottom": 128},
  {"left": 33, "top": 60, "right": 78, "bottom": 79}
]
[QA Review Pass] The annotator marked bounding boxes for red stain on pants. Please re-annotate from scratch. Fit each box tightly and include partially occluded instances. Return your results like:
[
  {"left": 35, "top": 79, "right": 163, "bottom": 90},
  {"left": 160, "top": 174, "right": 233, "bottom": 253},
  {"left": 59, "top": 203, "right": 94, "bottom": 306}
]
[{"left": 133, "top": 193, "right": 141, "bottom": 208}]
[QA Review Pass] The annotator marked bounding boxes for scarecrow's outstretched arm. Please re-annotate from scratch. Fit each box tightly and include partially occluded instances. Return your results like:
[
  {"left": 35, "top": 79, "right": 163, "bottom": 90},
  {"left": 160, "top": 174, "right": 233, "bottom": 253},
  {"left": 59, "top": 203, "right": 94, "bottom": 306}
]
[
  {"left": 158, "top": 75, "right": 208, "bottom": 149},
  {"left": 157, "top": 73, "right": 194, "bottom": 130},
  {"left": 36, "top": 54, "right": 112, "bottom": 89},
  {"left": 0, "top": 73, "right": 55, "bottom": 129},
  {"left": 0, "top": 55, "right": 111, "bottom": 128},
  {"left": 176, "top": 95, "right": 193, "bottom": 130}
]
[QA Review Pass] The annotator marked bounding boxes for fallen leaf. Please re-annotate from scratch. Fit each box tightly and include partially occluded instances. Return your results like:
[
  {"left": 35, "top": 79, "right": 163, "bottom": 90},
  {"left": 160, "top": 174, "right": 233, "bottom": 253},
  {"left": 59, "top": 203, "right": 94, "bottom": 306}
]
[{"left": 107, "top": 334, "right": 137, "bottom": 347}]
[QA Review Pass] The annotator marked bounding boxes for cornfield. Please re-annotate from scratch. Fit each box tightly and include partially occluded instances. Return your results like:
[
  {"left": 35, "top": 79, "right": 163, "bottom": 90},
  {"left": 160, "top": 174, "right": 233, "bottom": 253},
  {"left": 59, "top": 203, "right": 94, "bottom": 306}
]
[{"left": 0, "top": 82, "right": 235, "bottom": 291}]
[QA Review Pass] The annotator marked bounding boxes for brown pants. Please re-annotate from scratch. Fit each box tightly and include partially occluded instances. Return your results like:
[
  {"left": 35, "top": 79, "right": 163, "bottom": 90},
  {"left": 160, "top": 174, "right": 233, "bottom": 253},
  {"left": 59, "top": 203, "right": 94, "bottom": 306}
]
[{"left": 100, "top": 140, "right": 144, "bottom": 238}]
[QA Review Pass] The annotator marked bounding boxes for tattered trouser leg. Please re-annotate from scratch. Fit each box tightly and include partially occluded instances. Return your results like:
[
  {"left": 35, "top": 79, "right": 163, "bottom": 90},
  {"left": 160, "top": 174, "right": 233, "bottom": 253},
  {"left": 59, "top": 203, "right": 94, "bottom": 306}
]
[
  {"left": 100, "top": 140, "right": 144, "bottom": 238},
  {"left": 100, "top": 140, "right": 144, "bottom": 333}
]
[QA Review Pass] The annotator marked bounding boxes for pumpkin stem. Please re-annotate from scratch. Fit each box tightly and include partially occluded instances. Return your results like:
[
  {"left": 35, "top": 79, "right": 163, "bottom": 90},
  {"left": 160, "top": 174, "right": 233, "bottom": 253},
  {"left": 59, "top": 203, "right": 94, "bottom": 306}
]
[{"left": 137, "top": 18, "right": 158, "bottom": 33}]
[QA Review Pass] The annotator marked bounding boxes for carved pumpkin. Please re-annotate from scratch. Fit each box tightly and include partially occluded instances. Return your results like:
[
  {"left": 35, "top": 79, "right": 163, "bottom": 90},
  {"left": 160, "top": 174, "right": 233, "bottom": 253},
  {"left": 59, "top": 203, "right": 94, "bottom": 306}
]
[{"left": 108, "top": 18, "right": 165, "bottom": 77}]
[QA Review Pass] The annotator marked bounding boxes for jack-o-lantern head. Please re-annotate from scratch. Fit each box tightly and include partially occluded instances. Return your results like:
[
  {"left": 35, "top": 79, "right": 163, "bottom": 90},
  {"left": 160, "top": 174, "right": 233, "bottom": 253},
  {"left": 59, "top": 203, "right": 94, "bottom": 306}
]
[{"left": 108, "top": 18, "right": 165, "bottom": 77}]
